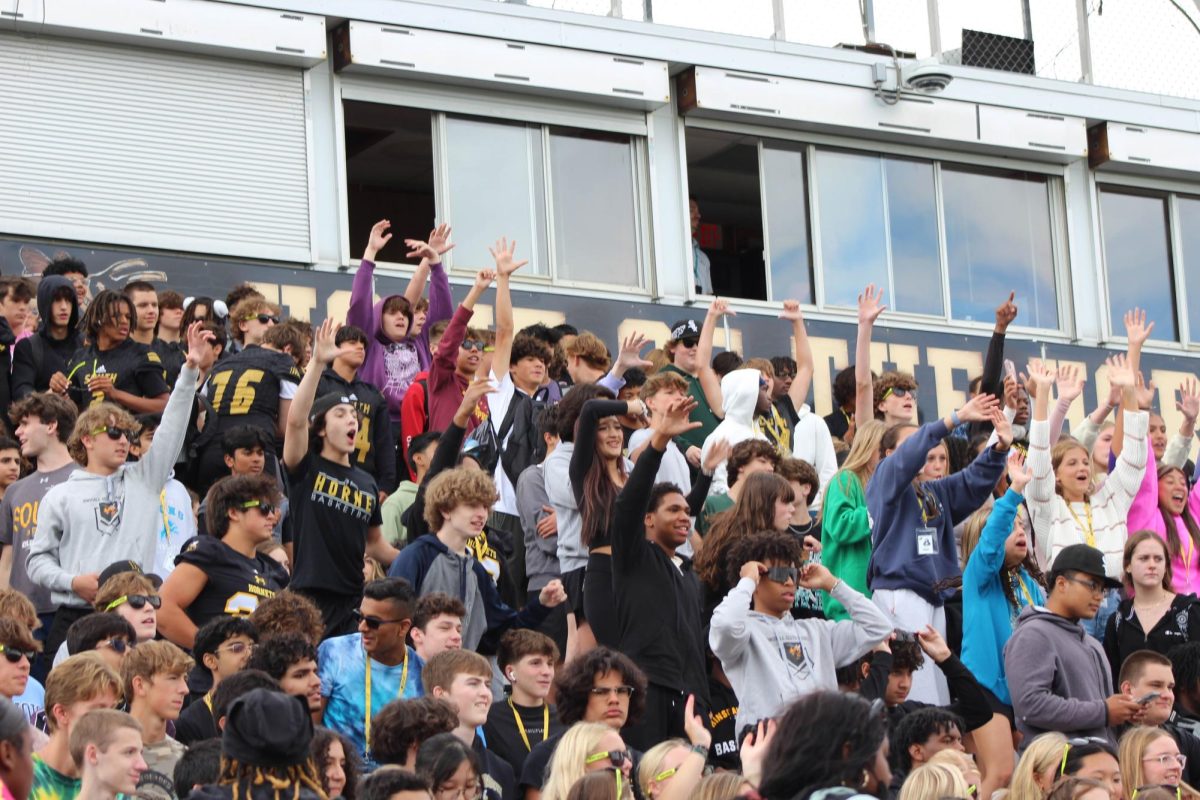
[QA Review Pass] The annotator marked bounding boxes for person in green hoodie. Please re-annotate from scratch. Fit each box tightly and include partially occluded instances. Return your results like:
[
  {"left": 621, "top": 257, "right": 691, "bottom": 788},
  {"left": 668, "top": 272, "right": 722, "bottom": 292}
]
[{"left": 382, "top": 432, "right": 440, "bottom": 548}]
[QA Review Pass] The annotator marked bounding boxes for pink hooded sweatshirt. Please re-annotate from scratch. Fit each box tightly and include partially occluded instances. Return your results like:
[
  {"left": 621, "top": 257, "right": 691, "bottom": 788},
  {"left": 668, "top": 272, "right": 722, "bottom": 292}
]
[{"left": 1127, "top": 446, "right": 1200, "bottom": 595}]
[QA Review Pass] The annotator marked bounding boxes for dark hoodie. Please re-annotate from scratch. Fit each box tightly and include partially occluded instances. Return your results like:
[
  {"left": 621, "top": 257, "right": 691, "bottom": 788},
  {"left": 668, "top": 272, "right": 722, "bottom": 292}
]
[
  {"left": 1004, "top": 605, "right": 1115, "bottom": 747},
  {"left": 1104, "top": 593, "right": 1200, "bottom": 689},
  {"left": 186, "top": 783, "right": 324, "bottom": 800},
  {"left": 12, "top": 275, "right": 81, "bottom": 399}
]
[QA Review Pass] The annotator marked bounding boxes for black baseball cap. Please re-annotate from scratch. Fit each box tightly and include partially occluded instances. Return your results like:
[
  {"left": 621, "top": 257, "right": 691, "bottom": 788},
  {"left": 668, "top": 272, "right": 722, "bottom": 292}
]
[
  {"left": 1051, "top": 544, "right": 1122, "bottom": 589},
  {"left": 669, "top": 319, "right": 700, "bottom": 341},
  {"left": 309, "top": 391, "right": 358, "bottom": 422},
  {"left": 98, "top": 560, "right": 162, "bottom": 590}
]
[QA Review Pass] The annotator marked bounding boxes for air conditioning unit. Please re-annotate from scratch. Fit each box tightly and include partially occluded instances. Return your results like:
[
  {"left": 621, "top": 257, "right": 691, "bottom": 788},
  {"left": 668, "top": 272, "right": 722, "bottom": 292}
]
[
  {"left": 1089, "top": 122, "right": 1200, "bottom": 178},
  {"left": 13, "top": 0, "right": 326, "bottom": 67},
  {"left": 334, "top": 21, "right": 670, "bottom": 111}
]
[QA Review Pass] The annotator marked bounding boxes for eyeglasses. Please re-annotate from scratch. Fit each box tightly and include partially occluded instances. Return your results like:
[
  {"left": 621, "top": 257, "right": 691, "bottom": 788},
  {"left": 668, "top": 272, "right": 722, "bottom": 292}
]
[
  {"left": 351, "top": 609, "right": 407, "bottom": 630},
  {"left": 589, "top": 686, "right": 635, "bottom": 699},
  {"left": 460, "top": 340, "right": 486, "bottom": 352},
  {"left": 1065, "top": 576, "right": 1105, "bottom": 596},
  {"left": 586, "top": 750, "right": 631, "bottom": 769},
  {"left": 97, "top": 638, "right": 134, "bottom": 654},
  {"left": 434, "top": 780, "right": 483, "bottom": 800},
  {"left": 246, "top": 313, "right": 279, "bottom": 325},
  {"left": 1060, "top": 737, "right": 1111, "bottom": 776},
  {"left": 765, "top": 566, "right": 798, "bottom": 584},
  {"left": 1144, "top": 753, "right": 1188, "bottom": 769},
  {"left": 0, "top": 645, "right": 35, "bottom": 664},
  {"left": 90, "top": 426, "right": 134, "bottom": 442},
  {"left": 240, "top": 499, "right": 278, "bottom": 516},
  {"left": 217, "top": 641, "right": 255, "bottom": 656},
  {"left": 104, "top": 594, "right": 162, "bottom": 612},
  {"left": 676, "top": 337, "right": 699, "bottom": 349}
]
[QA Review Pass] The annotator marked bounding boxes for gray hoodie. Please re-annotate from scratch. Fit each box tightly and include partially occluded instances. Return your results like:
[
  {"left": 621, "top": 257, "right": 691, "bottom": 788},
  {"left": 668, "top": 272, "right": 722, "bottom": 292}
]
[
  {"left": 1003, "top": 605, "right": 1114, "bottom": 746},
  {"left": 27, "top": 365, "right": 199, "bottom": 607},
  {"left": 710, "top": 577, "right": 893, "bottom": 731}
]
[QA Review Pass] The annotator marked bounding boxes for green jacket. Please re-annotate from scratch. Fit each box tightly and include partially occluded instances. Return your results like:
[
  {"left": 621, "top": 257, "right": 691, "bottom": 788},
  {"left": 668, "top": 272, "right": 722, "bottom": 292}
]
[
  {"left": 382, "top": 481, "right": 419, "bottom": 546},
  {"left": 819, "top": 470, "right": 874, "bottom": 620}
]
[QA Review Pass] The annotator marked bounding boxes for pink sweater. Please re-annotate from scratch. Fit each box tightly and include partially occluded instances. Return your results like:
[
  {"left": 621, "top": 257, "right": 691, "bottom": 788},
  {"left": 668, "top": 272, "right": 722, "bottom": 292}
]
[{"left": 1128, "top": 446, "right": 1200, "bottom": 596}]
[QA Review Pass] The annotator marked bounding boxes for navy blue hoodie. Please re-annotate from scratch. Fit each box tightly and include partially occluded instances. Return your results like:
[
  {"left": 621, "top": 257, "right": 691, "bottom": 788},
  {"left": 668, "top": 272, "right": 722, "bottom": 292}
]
[{"left": 867, "top": 419, "right": 1007, "bottom": 605}]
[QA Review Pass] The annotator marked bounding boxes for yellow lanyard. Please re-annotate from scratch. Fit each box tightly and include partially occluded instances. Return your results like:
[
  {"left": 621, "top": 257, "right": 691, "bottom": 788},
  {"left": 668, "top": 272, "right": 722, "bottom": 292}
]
[
  {"left": 364, "top": 648, "right": 408, "bottom": 750},
  {"left": 160, "top": 490, "right": 171, "bottom": 544},
  {"left": 203, "top": 692, "right": 214, "bottom": 714},
  {"left": 1067, "top": 501, "right": 1095, "bottom": 547},
  {"left": 1011, "top": 570, "right": 1035, "bottom": 608},
  {"left": 509, "top": 699, "right": 549, "bottom": 752}
]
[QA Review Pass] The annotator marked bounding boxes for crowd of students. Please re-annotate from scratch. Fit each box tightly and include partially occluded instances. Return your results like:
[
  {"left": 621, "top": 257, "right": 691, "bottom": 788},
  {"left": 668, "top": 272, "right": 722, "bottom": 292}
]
[{"left": 0, "top": 220, "right": 1197, "bottom": 800}]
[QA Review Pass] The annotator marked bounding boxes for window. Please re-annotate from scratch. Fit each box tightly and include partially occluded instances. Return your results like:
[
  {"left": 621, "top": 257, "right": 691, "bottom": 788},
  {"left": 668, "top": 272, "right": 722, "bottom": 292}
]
[
  {"left": 942, "top": 168, "right": 1058, "bottom": 329},
  {"left": 344, "top": 102, "right": 646, "bottom": 289},
  {"left": 1098, "top": 188, "right": 1178, "bottom": 342},
  {"left": 761, "top": 143, "right": 814, "bottom": 303},
  {"left": 1179, "top": 197, "right": 1200, "bottom": 342}
]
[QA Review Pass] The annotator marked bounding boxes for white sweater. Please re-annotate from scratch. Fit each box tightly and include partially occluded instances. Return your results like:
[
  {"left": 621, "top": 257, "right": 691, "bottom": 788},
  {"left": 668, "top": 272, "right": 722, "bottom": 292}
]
[{"left": 1027, "top": 411, "right": 1148, "bottom": 579}]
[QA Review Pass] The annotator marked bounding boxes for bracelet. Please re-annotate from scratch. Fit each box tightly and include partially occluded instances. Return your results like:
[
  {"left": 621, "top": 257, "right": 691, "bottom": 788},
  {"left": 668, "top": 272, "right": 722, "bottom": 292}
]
[
  {"left": 950, "top": 410, "right": 961, "bottom": 427},
  {"left": 827, "top": 579, "right": 842, "bottom": 594},
  {"left": 689, "top": 744, "right": 709, "bottom": 758}
]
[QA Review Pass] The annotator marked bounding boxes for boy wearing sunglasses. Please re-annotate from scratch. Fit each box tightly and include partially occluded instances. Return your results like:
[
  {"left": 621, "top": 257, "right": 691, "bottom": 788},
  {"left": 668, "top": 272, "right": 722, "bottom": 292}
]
[
  {"left": 28, "top": 322, "right": 215, "bottom": 660},
  {"left": 0, "top": 619, "right": 41, "bottom": 725},
  {"left": 318, "top": 578, "right": 424, "bottom": 766},
  {"left": 157, "top": 474, "right": 288, "bottom": 650},
  {"left": 120, "top": 641, "right": 192, "bottom": 800},
  {"left": 710, "top": 529, "right": 892, "bottom": 734},
  {"left": 94, "top": 569, "right": 162, "bottom": 647}
]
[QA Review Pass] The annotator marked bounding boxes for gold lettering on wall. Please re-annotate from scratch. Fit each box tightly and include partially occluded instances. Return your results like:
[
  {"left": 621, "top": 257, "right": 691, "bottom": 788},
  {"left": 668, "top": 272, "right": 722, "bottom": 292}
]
[
  {"left": 809, "top": 337, "right": 850, "bottom": 418},
  {"left": 925, "top": 348, "right": 983, "bottom": 420}
]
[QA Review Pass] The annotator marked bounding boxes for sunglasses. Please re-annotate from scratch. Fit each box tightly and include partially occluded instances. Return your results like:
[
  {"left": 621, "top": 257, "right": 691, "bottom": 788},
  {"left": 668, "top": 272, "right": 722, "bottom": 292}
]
[
  {"left": 882, "top": 387, "right": 917, "bottom": 400},
  {"left": 240, "top": 499, "right": 278, "bottom": 516},
  {"left": 0, "top": 645, "right": 35, "bottom": 664},
  {"left": 246, "top": 313, "right": 280, "bottom": 325},
  {"left": 90, "top": 426, "right": 134, "bottom": 442},
  {"left": 586, "top": 750, "right": 631, "bottom": 769},
  {"left": 765, "top": 566, "right": 799, "bottom": 584},
  {"left": 460, "top": 340, "right": 486, "bottom": 352},
  {"left": 351, "top": 609, "right": 407, "bottom": 630},
  {"left": 97, "top": 638, "right": 134, "bottom": 655},
  {"left": 676, "top": 337, "right": 699, "bottom": 349},
  {"left": 589, "top": 685, "right": 635, "bottom": 698},
  {"left": 104, "top": 594, "right": 162, "bottom": 612},
  {"left": 1060, "top": 737, "right": 1111, "bottom": 776}
]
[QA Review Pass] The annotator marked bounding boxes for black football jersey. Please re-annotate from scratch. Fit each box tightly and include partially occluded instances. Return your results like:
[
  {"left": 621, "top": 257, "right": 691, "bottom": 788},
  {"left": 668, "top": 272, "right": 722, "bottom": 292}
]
[
  {"left": 65, "top": 338, "right": 170, "bottom": 410},
  {"left": 204, "top": 346, "right": 301, "bottom": 442},
  {"left": 174, "top": 535, "right": 290, "bottom": 628}
]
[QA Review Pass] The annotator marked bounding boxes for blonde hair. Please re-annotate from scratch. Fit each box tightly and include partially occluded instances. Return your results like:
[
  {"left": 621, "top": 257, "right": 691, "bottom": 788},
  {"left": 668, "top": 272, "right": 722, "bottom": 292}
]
[
  {"left": 840, "top": 420, "right": 886, "bottom": 485},
  {"left": 543, "top": 723, "right": 614, "bottom": 800},
  {"left": 44, "top": 653, "right": 123, "bottom": 732},
  {"left": 693, "top": 772, "right": 749, "bottom": 800},
  {"left": 120, "top": 640, "right": 194, "bottom": 703},
  {"left": 743, "top": 358, "right": 774, "bottom": 380},
  {"left": 636, "top": 739, "right": 687, "bottom": 799},
  {"left": 898, "top": 762, "right": 970, "bottom": 800},
  {"left": 0, "top": 589, "right": 39, "bottom": 630},
  {"left": 94, "top": 573, "right": 158, "bottom": 613},
  {"left": 1011, "top": 732, "right": 1067, "bottom": 800},
  {"left": 68, "top": 403, "right": 137, "bottom": 465},
  {"left": 230, "top": 297, "right": 280, "bottom": 343},
  {"left": 565, "top": 333, "right": 611, "bottom": 373},
  {"left": 1119, "top": 726, "right": 1198, "bottom": 798},
  {"left": 958, "top": 504, "right": 990, "bottom": 570},
  {"left": 1051, "top": 438, "right": 1092, "bottom": 501}
]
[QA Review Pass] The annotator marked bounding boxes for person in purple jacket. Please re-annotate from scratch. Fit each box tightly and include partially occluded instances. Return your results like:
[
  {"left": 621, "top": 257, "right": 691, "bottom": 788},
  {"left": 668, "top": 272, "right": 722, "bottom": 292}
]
[
  {"left": 867, "top": 392, "right": 1010, "bottom": 706},
  {"left": 347, "top": 220, "right": 455, "bottom": 428}
]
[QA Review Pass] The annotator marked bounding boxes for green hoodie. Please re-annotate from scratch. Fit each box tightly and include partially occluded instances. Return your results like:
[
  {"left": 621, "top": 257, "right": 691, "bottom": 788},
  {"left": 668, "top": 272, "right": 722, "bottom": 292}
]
[{"left": 819, "top": 470, "right": 873, "bottom": 620}]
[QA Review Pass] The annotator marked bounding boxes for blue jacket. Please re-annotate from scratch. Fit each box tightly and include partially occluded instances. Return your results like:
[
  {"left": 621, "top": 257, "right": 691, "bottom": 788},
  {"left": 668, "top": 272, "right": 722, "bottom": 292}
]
[
  {"left": 866, "top": 419, "right": 1007, "bottom": 605},
  {"left": 961, "top": 489, "right": 1045, "bottom": 706},
  {"left": 389, "top": 533, "right": 549, "bottom": 651}
]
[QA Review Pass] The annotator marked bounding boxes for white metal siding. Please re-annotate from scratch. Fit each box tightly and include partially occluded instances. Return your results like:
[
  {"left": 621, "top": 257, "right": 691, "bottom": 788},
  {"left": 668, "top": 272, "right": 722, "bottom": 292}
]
[{"left": 0, "top": 32, "right": 312, "bottom": 262}]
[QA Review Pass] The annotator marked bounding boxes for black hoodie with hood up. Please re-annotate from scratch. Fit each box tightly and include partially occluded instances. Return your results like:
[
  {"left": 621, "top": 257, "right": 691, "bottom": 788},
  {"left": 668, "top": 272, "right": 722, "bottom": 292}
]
[{"left": 11, "top": 275, "right": 81, "bottom": 399}]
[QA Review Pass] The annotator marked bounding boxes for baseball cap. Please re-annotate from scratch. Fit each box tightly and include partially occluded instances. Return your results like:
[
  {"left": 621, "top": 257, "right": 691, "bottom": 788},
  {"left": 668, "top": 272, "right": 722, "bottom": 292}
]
[
  {"left": 1051, "top": 544, "right": 1122, "bottom": 589},
  {"left": 98, "top": 560, "right": 163, "bottom": 590},
  {"left": 309, "top": 391, "right": 358, "bottom": 422},
  {"left": 669, "top": 319, "right": 700, "bottom": 341}
]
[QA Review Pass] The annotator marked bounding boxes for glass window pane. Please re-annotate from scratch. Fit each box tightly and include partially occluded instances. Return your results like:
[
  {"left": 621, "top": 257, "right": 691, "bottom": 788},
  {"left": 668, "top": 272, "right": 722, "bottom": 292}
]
[
  {"left": 761, "top": 144, "right": 813, "bottom": 303},
  {"left": 884, "top": 158, "right": 942, "bottom": 316},
  {"left": 815, "top": 150, "right": 887, "bottom": 307},
  {"left": 444, "top": 116, "right": 547, "bottom": 275},
  {"left": 548, "top": 129, "right": 640, "bottom": 287},
  {"left": 1179, "top": 197, "right": 1200, "bottom": 342},
  {"left": 1099, "top": 190, "right": 1178, "bottom": 341},
  {"left": 943, "top": 169, "right": 1059, "bottom": 329}
]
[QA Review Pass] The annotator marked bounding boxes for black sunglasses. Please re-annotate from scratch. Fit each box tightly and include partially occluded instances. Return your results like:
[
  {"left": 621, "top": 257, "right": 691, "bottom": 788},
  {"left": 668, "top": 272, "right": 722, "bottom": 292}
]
[
  {"left": 247, "top": 313, "right": 279, "bottom": 325},
  {"left": 460, "top": 339, "right": 486, "bottom": 352},
  {"left": 586, "top": 750, "right": 631, "bottom": 769},
  {"left": 765, "top": 566, "right": 799, "bottom": 584},
  {"left": 240, "top": 499, "right": 278, "bottom": 516},
  {"left": 91, "top": 426, "right": 134, "bottom": 442},
  {"left": 351, "top": 608, "right": 406, "bottom": 630},
  {"left": 677, "top": 337, "right": 699, "bottom": 349},
  {"left": 104, "top": 594, "right": 162, "bottom": 612},
  {"left": 97, "top": 638, "right": 134, "bottom": 654},
  {"left": 0, "top": 645, "right": 35, "bottom": 664}
]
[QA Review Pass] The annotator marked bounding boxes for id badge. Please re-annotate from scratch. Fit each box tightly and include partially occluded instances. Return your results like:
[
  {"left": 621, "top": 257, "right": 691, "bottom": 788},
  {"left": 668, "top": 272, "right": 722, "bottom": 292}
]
[{"left": 915, "top": 526, "right": 939, "bottom": 557}]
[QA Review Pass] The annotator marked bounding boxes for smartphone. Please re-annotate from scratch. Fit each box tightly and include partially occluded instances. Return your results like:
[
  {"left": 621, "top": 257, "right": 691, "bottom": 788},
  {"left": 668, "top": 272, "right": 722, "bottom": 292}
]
[
  {"left": 1137, "top": 692, "right": 1162, "bottom": 705},
  {"left": 1003, "top": 359, "right": 1017, "bottom": 384}
]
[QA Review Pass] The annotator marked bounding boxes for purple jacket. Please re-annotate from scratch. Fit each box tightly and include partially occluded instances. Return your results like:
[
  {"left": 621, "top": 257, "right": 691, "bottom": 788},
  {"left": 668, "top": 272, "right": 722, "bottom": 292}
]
[{"left": 347, "top": 258, "right": 453, "bottom": 422}]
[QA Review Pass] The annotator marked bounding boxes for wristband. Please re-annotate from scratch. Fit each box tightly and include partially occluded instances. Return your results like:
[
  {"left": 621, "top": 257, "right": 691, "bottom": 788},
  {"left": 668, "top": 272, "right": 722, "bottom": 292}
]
[
  {"left": 950, "top": 410, "right": 961, "bottom": 427},
  {"left": 689, "top": 744, "right": 709, "bottom": 758}
]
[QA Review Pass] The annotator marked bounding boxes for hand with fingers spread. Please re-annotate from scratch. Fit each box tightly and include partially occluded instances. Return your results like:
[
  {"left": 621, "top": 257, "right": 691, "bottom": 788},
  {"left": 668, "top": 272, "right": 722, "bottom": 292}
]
[
  {"left": 1007, "top": 449, "right": 1032, "bottom": 494},
  {"left": 310, "top": 318, "right": 352, "bottom": 366},
  {"left": 990, "top": 407, "right": 1014, "bottom": 450},
  {"left": 957, "top": 392, "right": 1000, "bottom": 424},
  {"left": 614, "top": 332, "right": 654, "bottom": 375},
  {"left": 702, "top": 438, "right": 732, "bottom": 475},
  {"left": 1124, "top": 307, "right": 1155, "bottom": 348},
  {"left": 1055, "top": 364, "right": 1086, "bottom": 404},
  {"left": 1025, "top": 360, "right": 1056, "bottom": 395},
  {"left": 489, "top": 238, "right": 528, "bottom": 279},
  {"left": 1134, "top": 372, "right": 1156, "bottom": 411},
  {"left": 184, "top": 321, "right": 217, "bottom": 369},
  {"left": 995, "top": 291, "right": 1018, "bottom": 333},
  {"left": 652, "top": 396, "right": 701, "bottom": 441},
  {"left": 1105, "top": 353, "right": 1136, "bottom": 389},
  {"left": 404, "top": 223, "right": 455, "bottom": 262},
  {"left": 363, "top": 219, "right": 393, "bottom": 262},
  {"left": 1177, "top": 378, "right": 1200, "bottom": 423},
  {"left": 858, "top": 284, "right": 886, "bottom": 326},
  {"left": 779, "top": 299, "right": 805, "bottom": 323}
]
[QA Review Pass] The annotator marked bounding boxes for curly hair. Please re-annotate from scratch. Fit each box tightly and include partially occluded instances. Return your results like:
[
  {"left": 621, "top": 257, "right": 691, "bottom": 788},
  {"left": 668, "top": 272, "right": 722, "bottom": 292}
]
[
  {"left": 313, "top": 727, "right": 360, "bottom": 800},
  {"left": 724, "top": 530, "right": 805, "bottom": 590},
  {"left": 249, "top": 591, "right": 324, "bottom": 646},
  {"left": 369, "top": 697, "right": 458, "bottom": 767},
  {"left": 873, "top": 371, "right": 918, "bottom": 419},
  {"left": 726, "top": 440, "right": 779, "bottom": 487},
  {"left": 8, "top": 392, "right": 77, "bottom": 444},
  {"left": 694, "top": 473, "right": 794, "bottom": 592},
  {"left": 775, "top": 458, "right": 819, "bottom": 504},
  {"left": 230, "top": 297, "right": 280, "bottom": 344},
  {"left": 68, "top": 403, "right": 137, "bottom": 465},
  {"left": 423, "top": 469, "right": 497, "bottom": 532},
  {"left": 246, "top": 634, "right": 317, "bottom": 682},
  {"left": 512, "top": 334, "right": 553, "bottom": 367},
  {"left": 890, "top": 636, "right": 926, "bottom": 674},
  {"left": 217, "top": 757, "right": 329, "bottom": 800},
  {"left": 553, "top": 647, "right": 646, "bottom": 726}
]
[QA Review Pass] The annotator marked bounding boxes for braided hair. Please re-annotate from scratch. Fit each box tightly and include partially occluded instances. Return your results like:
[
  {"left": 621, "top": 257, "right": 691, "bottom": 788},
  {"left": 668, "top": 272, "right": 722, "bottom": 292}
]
[{"left": 217, "top": 756, "right": 329, "bottom": 800}]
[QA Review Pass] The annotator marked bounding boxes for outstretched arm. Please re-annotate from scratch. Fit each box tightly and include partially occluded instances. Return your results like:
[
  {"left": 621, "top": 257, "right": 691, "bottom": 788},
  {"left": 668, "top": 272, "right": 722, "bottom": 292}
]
[
  {"left": 782, "top": 300, "right": 814, "bottom": 412},
  {"left": 284, "top": 319, "right": 353, "bottom": 471},
  {"left": 485, "top": 238, "right": 527, "bottom": 380},
  {"left": 402, "top": 223, "right": 455, "bottom": 308},
  {"left": 854, "top": 285, "right": 885, "bottom": 428},
  {"left": 696, "top": 299, "right": 731, "bottom": 416},
  {"left": 348, "top": 220, "right": 390, "bottom": 332}
]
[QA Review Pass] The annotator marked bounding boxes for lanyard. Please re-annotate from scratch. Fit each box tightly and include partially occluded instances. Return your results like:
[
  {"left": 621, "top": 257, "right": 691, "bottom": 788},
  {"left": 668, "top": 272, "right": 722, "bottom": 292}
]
[
  {"left": 364, "top": 648, "right": 408, "bottom": 749},
  {"left": 160, "top": 491, "right": 171, "bottom": 544},
  {"left": 1011, "top": 570, "right": 1035, "bottom": 608},
  {"left": 509, "top": 699, "right": 549, "bottom": 752},
  {"left": 203, "top": 692, "right": 214, "bottom": 714},
  {"left": 916, "top": 488, "right": 937, "bottom": 526},
  {"left": 1067, "top": 501, "right": 1095, "bottom": 547}
]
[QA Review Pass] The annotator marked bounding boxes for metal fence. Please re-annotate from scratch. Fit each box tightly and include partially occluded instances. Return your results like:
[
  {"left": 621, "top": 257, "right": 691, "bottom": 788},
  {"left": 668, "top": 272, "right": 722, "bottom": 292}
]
[{"left": 497, "top": 0, "right": 1200, "bottom": 100}]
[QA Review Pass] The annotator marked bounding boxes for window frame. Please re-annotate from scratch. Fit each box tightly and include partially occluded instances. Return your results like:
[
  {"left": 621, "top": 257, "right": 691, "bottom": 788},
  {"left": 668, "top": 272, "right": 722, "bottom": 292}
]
[{"left": 681, "top": 116, "right": 1075, "bottom": 338}]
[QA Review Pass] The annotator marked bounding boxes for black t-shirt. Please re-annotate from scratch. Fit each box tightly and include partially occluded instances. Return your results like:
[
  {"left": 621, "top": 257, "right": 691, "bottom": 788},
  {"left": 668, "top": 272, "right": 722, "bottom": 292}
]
[
  {"left": 518, "top": 731, "right": 563, "bottom": 792},
  {"left": 205, "top": 346, "right": 301, "bottom": 445},
  {"left": 472, "top": 737, "right": 516, "bottom": 800},
  {"left": 174, "top": 695, "right": 218, "bottom": 746},
  {"left": 287, "top": 453, "right": 382, "bottom": 597},
  {"left": 708, "top": 678, "right": 741, "bottom": 771},
  {"left": 151, "top": 339, "right": 185, "bottom": 388},
  {"left": 65, "top": 338, "right": 170, "bottom": 409},
  {"left": 174, "top": 536, "right": 290, "bottom": 626},
  {"left": 483, "top": 700, "right": 566, "bottom": 777},
  {"left": 317, "top": 370, "right": 388, "bottom": 475}
]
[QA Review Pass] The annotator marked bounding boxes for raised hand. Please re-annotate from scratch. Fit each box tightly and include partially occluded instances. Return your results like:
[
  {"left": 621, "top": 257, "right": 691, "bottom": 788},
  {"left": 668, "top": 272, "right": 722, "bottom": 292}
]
[
  {"left": 739, "top": 719, "right": 778, "bottom": 789},
  {"left": 1025, "top": 359, "right": 1055, "bottom": 394},
  {"left": 702, "top": 438, "right": 732, "bottom": 475},
  {"left": 184, "top": 320, "right": 217, "bottom": 369},
  {"left": 1055, "top": 364, "right": 1086, "bottom": 403},
  {"left": 1133, "top": 372, "right": 1156, "bottom": 411},
  {"left": 1007, "top": 449, "right": 1032, "bottom": 493},
  {"left": 994, "top": 291, "right": 1019, "bottom": 333},
  {"left": 311, "top": 318, "right": 351, "bottom": 366},
  {"left": 538, "top": 579, "right": 567, "bottom": 608},
  {"left": 707, "top": 298, "right": 734, "bottom": 319},
  {"left": 651, "top": 396, "right": 701, "bottom": 439},
  {"left": 473, "top": 269, "right": 496, "bottom": 291},
  {"left": 363, "top": 219, "right": 392, "bottom": 261},
  {"left": 779, "top": 299, "right": 805, "bottom": 323},
  {"left": 461, "top": 376, "right": 495, "bottom": 411},
  {"left": 957, "top": 392, "right": 1001, "bottom": 423},
  {"left": 1003, "top": 375, "right": 1021, "bottom": 410},
  {"left": 1106, "top": 353, "right": 1135, "bottom": 389},
  {"left": 798, "top": 562, "right": 837, "bottom": 592},
  {"left": 858, "top": 284, "right": 886, "bottom": 326},
  {"left": 739, "top": 561, "right": 766, "bottom": 586},
  {"left": 488, "top": 237, "right": 527, "bottom": 278},
  {"left": 615, "top": 332, "right": 654, "bottom": 373},
  {"left": 1177, "top": 378, "right": 1200, "bottom": 422},
  {"left": 427, "top": 223, "right": 454, "bottom": 256},
  {"left": 990, "top": 407, "right": 1013, "bottom": 449},
  {"left": 682, "top": 694, "right": 713, "bottom": 749},
  {"left": 916, "top": 624, "right": 952, "bottom": 663},
  {"left": 1124, "top": 307, "right": 1155, "bottom": 348}
]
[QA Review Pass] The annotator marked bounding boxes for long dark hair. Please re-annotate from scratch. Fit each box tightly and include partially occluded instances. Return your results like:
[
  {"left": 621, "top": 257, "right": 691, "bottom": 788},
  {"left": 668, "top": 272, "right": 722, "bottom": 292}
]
[
  {"left": 578, "top": 398, "right": 625, "bottom": 548},
  {"left": 759, "top": 691, "right": 888, "bottom": 800},
  {"left": 415, "top": 734, "right": 481, "bottom": 795},
  {"left": 1002, "top": 505, "right": 1046, "bottom": 611},
  {"left": 695, "top": 473, "right": 794, "bottom": 592},
  {"left": 311, "top": 728, "right": 360, "bottom": 800},
  {"left": 1158, "top": 465, "right": 1200, "bottom": 564}
]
